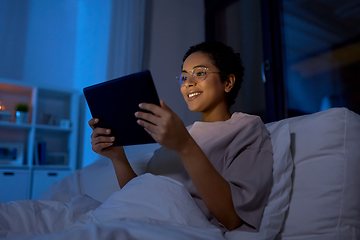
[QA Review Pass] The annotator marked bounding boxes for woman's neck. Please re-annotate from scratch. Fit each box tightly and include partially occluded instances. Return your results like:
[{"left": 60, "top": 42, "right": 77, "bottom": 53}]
[{"left": 201, "top": 106, "right": 231, "bottom": 122}]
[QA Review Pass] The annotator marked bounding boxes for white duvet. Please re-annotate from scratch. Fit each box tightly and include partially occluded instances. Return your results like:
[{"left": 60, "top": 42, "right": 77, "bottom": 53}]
[{"left": 0, "top": 174, "right": 225, "bottom": 240}]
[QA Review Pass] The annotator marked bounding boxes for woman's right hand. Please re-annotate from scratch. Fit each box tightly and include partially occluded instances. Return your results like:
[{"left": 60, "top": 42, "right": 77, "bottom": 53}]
[
  {"left": 89, "top": 118, "right": 137, "bottom": 188},
  {"left": 88, "top": 118, "right": 125, "bottom": 161}
]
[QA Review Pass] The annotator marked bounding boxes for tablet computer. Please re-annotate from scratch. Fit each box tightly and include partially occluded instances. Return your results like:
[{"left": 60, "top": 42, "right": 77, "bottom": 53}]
[{"left": 83, "top": 70, "right": 160, "bottom": 146}]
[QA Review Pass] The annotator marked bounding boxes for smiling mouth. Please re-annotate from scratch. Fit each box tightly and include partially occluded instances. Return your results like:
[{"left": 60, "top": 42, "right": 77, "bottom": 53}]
[{"left": 187, "top": 92, "right": 202, "bottom": 100}]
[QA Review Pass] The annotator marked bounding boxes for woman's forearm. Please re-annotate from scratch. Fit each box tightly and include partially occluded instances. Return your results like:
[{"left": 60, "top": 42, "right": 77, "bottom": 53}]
[
  {"left": 110, "top": 148, "right": 137, "bottom": 188},
  {"left": 177, "top": 137, "right": 242, "bottom": 230}
]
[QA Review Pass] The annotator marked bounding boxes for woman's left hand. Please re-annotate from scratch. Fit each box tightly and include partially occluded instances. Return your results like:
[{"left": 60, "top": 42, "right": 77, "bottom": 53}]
[{"left": 135, "top": 100, "right": 192, "bottom": 152}]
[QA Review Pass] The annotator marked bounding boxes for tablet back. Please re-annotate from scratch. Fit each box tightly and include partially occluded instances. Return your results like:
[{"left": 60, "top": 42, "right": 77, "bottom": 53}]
[{"left": 83, "top": 70, "right": 160, "bottom": 146}]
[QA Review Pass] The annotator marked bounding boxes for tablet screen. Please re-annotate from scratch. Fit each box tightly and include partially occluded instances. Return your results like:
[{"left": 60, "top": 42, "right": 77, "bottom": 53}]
[{"left": 83, "top": 70, "right": 160, "bottom": 146}]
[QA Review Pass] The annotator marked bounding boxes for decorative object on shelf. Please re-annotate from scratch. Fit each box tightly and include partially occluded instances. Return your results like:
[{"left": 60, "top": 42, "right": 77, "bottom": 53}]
[
  {"left": 0, "top": 111, "right": 11, "bottom": 122},
  {"left": 15, "top": 103, "right": 29, "bottom": 124},
  {"left": 0, "top": 142, "right": 24, "bottom": 166},
  {"left": 0, "top": 101, "right": 11, "bottom": 122},
  {"left": 40, "top": 113, "right": 58, "bottom": 125},
  {"left": 0, "top": 101, "right": 5, "bottom": 110},
  {"left": 59, "top": 119, "right": 71, "bottom": 128}
]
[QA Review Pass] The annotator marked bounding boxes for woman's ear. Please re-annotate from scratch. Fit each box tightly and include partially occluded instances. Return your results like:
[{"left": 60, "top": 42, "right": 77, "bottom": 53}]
[{"left": 224, "top": 74, "right": 236, "bottom": 93}]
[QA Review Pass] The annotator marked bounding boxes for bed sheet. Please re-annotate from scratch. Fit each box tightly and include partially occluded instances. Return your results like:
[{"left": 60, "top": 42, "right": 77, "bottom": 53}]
[
  {"left": 8, "top": 219, "right": 224, "bottom": 240},
  {"left": 0, "top": 174, "right": 225, "bottom": 240}
]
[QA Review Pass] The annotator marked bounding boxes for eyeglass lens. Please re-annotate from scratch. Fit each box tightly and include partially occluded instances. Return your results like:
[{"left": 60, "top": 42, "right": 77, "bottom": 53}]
[{"left": 179, "top": 68, "right": 206, "bottom": 86}]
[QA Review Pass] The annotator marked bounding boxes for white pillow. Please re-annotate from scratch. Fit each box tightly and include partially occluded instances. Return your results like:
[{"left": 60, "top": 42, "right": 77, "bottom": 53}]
[
  {"left": 275, "top": 108, "right": 360, "bottom": 240},
  {"left": 226, "top": 122, "right": 293, "bottom": 240}
]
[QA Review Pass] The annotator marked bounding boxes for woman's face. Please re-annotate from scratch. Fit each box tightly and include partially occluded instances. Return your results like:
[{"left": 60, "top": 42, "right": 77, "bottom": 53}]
[{"left": 180, "top": 52, "right": 228, "bottom": 114}]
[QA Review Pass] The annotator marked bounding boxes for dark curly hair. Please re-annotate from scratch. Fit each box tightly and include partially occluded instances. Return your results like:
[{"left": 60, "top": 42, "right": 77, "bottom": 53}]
[{"left": 182, "top": 42, "right": 244, "bottom": 106}]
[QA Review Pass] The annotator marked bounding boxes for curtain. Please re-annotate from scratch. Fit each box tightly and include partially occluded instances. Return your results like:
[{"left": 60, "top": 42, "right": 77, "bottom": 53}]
[{"left": 106, "top": 0, "right": 146, "bottom": 80}]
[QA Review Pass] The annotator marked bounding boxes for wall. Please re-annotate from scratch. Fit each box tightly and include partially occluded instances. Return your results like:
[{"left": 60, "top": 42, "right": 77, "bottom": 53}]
[
  {"left": 0, "top": 0, "right": 111, "bottom": 91},
  {"left": 145, "top": 0, "right": 204, "bottom": 126},
  {"left": 23, "top": 0, "right": 78, "bottom": 89}
]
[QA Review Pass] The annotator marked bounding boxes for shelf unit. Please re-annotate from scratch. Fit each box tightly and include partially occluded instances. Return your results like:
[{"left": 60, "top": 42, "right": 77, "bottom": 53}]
[{"left": 0, "top": 80, "right": 79, "bottom": 201}]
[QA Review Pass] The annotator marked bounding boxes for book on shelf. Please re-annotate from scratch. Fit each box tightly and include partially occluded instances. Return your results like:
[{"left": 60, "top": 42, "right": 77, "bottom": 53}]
[
  {"left": 34, "top": 141, "right": 47, "bottom": 165},
  {"left": 0, "top": 111, "right": 11, "bottom": 122}
]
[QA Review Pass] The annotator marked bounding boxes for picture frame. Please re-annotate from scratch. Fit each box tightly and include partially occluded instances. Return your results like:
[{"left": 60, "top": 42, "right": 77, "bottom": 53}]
[{"left": 0, "top": 142, "right": 24, "bottom": 166}]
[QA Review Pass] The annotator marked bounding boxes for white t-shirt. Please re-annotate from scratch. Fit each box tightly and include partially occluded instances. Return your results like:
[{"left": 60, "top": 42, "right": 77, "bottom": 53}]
[{"left": 145, "top": 112, "right": 273, "bottom": 232}]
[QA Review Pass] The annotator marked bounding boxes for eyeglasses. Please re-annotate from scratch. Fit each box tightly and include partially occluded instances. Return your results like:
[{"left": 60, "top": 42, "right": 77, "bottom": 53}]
[{"left": 176, "top": 67, "right": 220, "bottom": 87}]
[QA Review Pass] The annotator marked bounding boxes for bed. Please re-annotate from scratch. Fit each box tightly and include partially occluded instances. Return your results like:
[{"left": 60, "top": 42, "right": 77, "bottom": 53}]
[{"left": 1, "top": 107, "right": 359, "bottom": 240}]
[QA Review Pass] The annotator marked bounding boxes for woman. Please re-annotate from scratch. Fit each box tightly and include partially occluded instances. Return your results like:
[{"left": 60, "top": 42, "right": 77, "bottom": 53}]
[{"left": 89, "top": 42, "right": 273, "bottom": 232}]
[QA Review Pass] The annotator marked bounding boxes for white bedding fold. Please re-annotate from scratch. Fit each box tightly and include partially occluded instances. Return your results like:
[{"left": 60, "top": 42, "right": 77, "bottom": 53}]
[
  {"left": 11, "top": 219, "right": 225, "bottom": 240},
  {"left": 68, "top": 173, "right": 213, "bottom": 230},
  {"left": 0, "top": 174, "right": 224, "bottom": 240},
  {"left": 0, "top": 195, "right": 101, "bottom": 238}
]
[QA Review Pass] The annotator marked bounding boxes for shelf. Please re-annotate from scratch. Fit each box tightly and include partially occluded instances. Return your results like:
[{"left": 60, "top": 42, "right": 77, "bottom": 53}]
[
  {"left": 0, "top": 80, "right": 79, "bottom": 201},
  {"left": 32, "top": 165, "right": 71, "bottom": 171},
  {"left": 35, "top": 124, "right": 72, "bottom": 132},
  {"left": 0, "top": 165, "right": 30, "bottom": 170},
  {"left": 0, "top": 121, "right": 32, "bottom": 129}
]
